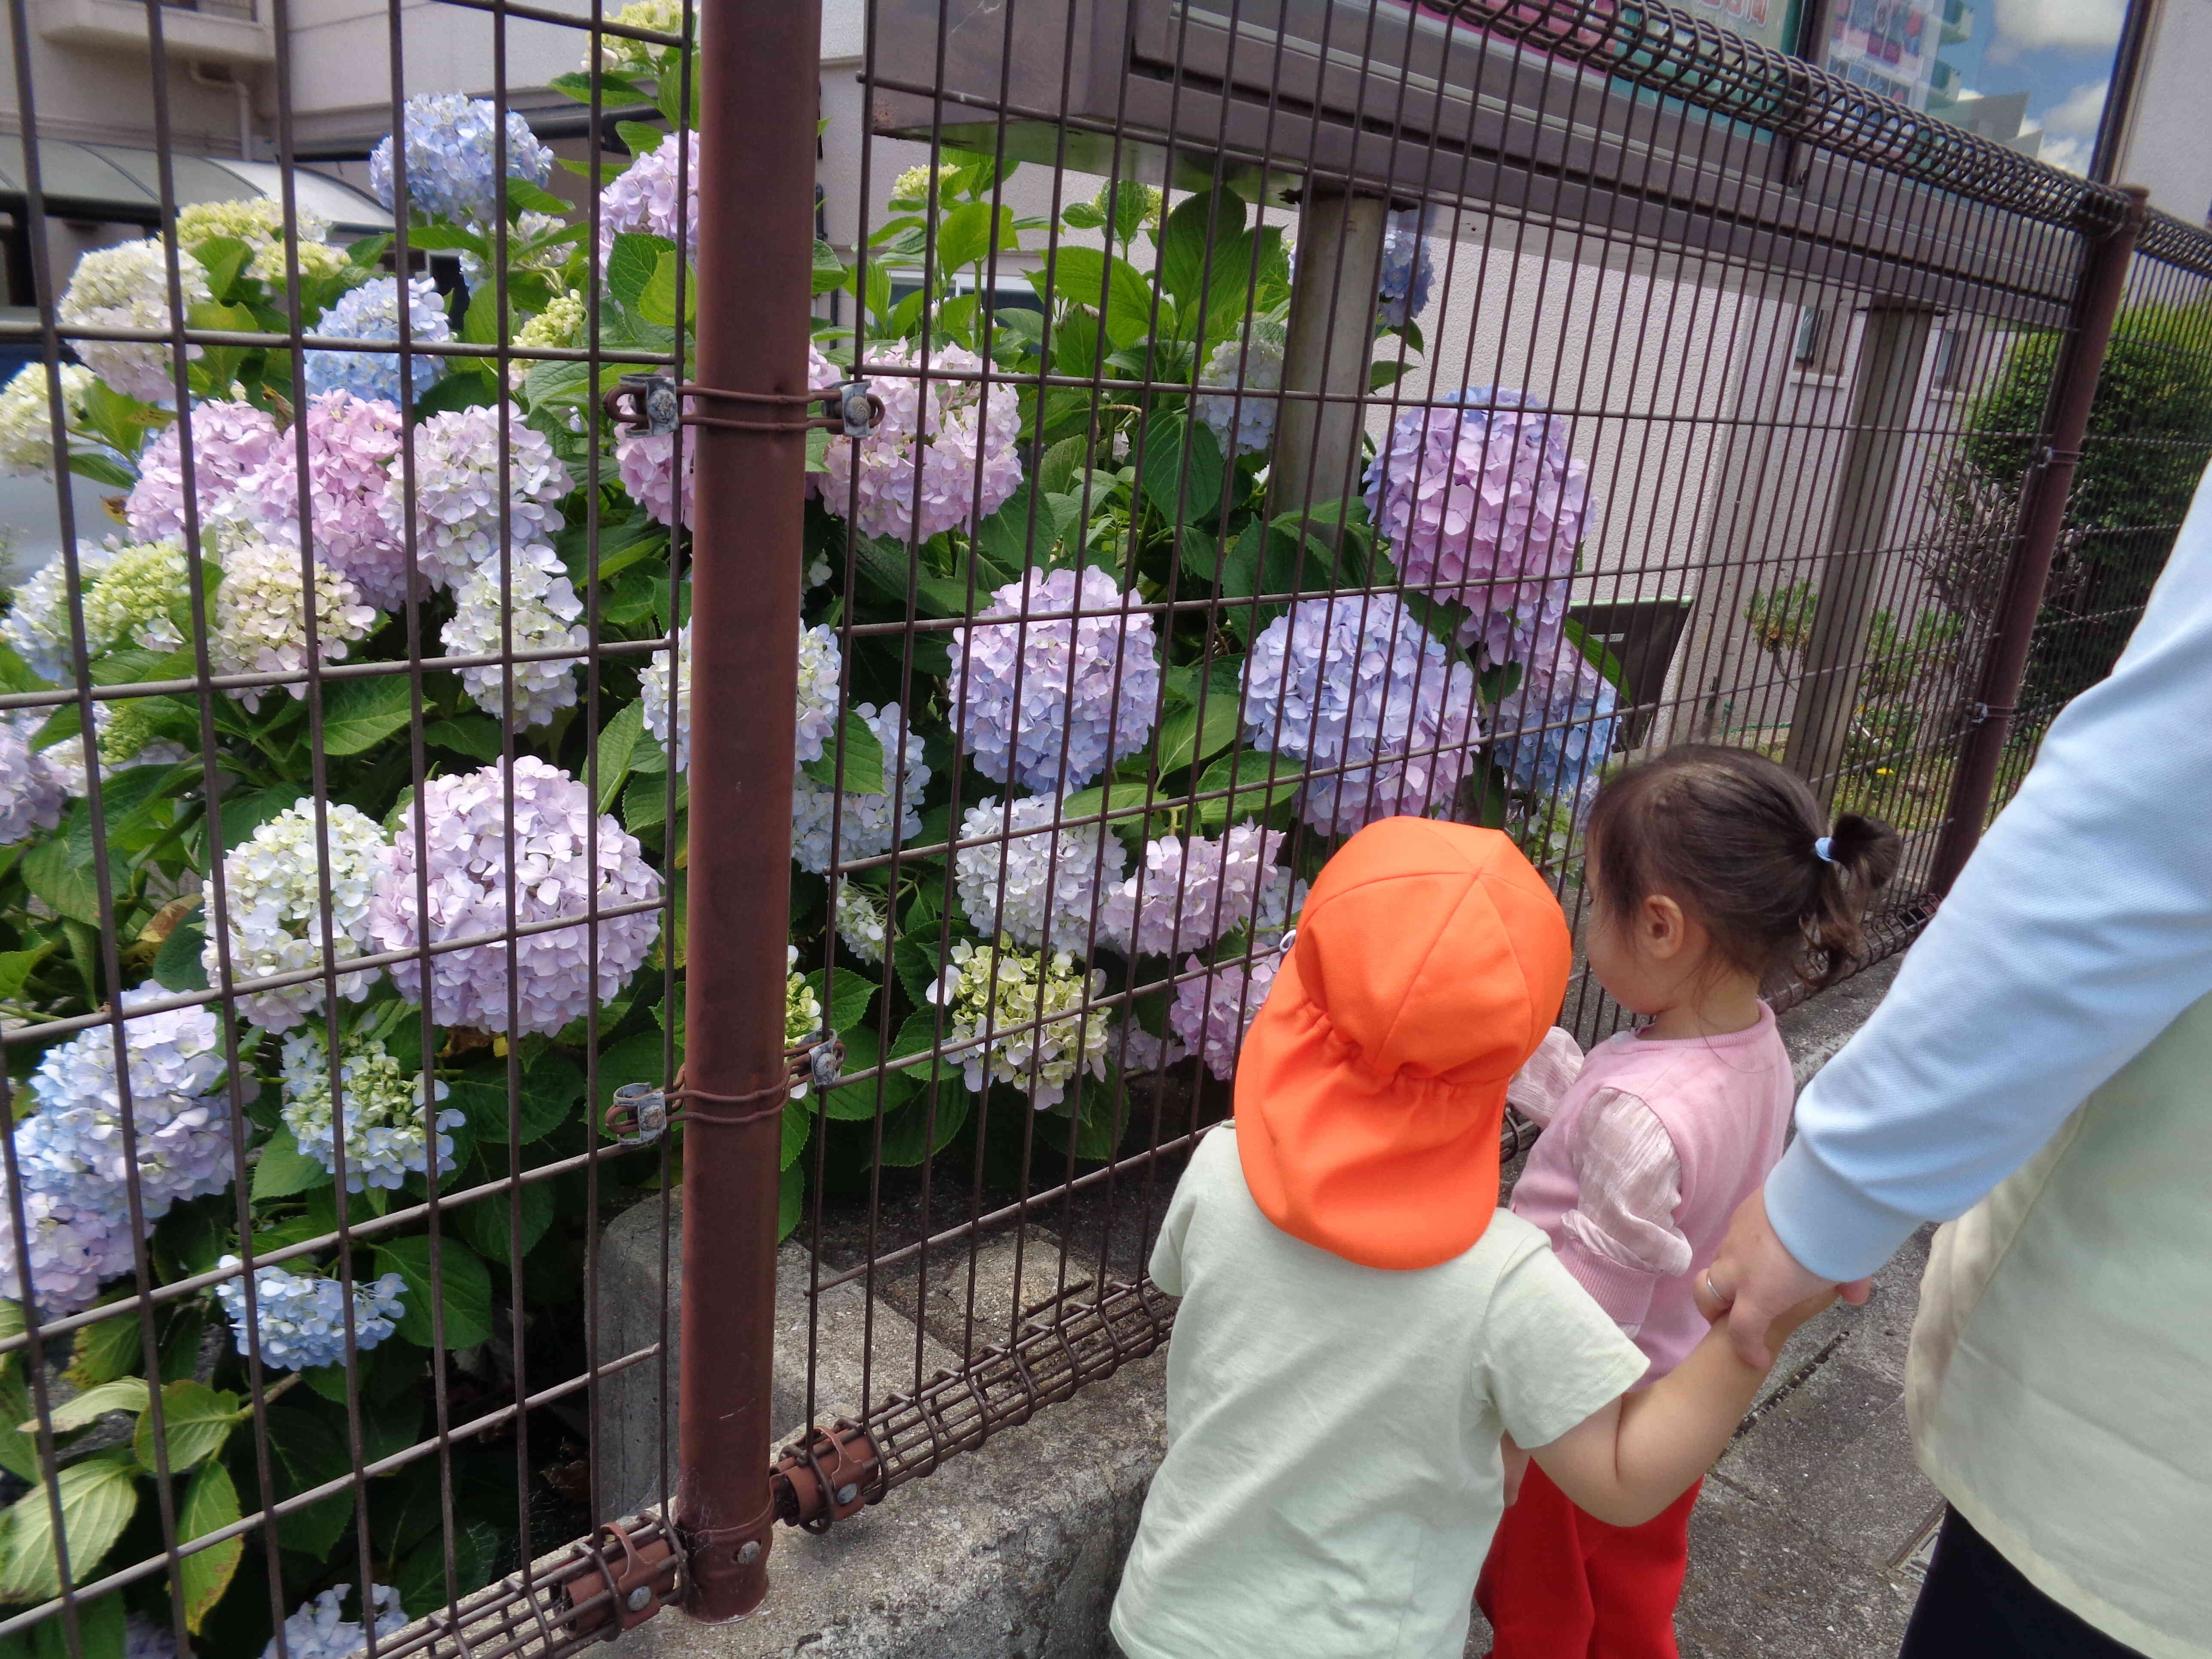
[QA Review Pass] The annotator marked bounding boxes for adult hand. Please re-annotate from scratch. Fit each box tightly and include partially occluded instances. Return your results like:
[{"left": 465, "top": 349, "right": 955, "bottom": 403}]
[{"left": 1694, "top": 1188, "right": 1873, "bottom": 1367}]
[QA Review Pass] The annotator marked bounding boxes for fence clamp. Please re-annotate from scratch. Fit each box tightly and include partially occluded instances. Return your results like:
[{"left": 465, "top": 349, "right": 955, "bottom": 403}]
[
  {"left": 564, "top": 1521, "right": 678, "bottom": 1638},
  {"left": 770, "top": 1420, "right": 884, "bottom": 1533},
  {"left": 603, "top": 374, "right": 884, "bottom": 438},
  {"left": 603, "top": 1032, "right": 845, "bottom": 1146}
]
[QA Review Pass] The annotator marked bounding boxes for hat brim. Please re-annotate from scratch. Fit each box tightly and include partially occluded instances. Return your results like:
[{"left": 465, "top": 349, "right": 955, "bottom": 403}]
[{"left": 1234, "top": 948, "right": 1508, "bottom": 1272}]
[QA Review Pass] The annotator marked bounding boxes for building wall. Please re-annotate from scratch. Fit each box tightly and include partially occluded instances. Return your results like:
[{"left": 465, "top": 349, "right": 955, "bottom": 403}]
[{"left": 2114, "top": 0, "right": 2212, "bottom": 224}]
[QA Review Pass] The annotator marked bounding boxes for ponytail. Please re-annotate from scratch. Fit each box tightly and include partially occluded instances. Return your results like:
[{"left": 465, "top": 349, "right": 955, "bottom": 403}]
[{"left": 1800, "top": 811, "right": 1904, "bottom": 989}]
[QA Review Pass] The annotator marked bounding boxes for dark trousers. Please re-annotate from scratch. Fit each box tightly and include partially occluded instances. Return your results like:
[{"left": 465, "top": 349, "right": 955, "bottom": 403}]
[{"left": 1900, "top": 1508, "right": 2149, "bottom": 1659}]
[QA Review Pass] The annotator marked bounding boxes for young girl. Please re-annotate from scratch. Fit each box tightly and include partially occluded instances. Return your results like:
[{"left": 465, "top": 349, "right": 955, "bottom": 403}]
[
  {"left": 1477, "top": 745, "right": 1901, "bottom": 1658},
  {"left": 1108, "top": 814, "right": 1839, "bottom": 1659}
]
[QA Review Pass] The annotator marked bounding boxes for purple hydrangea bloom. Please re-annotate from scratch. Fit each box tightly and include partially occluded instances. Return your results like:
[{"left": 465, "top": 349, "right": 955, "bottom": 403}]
[
  {"left": 953, "top": 793, "right": 1128, "bottom": 955},
  {"left": 123, "top": 1616, "right": 177, "bottom": 1659},
  {"left": 1240, "top": 593, "right": 1483, "bottom": 835},
  {"left": 0, "top": 714, "right": 65, "bottom": 845},
  {"left": 369, "top": 94, "right": 555, "bottom": 225},
  {"left": 1101, "top": 823, "right": 1299, "bottom": 959},
  {"left": 949, "top": 566, "right": 1161, "bottom": 794},
  {"left": 817, "top": 343, "right": 1021, "bottom": 543},
  {"left": 367, "top": 757, "right": 663, "bottom": 1035},
  {"left": 789, "top": 702, "right": 930, "bottom": 875},
  {"left": 217, "top": 1258, "right": 408, "bottom": 1373},
  {"left": 1362, "top": 386, "right": 1590, "bottom": 663},
  {"left": 1376, "top": 206, "right": 1435, "bottom": 331},
  {"left": 240, "top": 390, "right": 411, "bottom": 610},
  {"left": 387, "top": 402, "right": 571, "bottom": 592},
  {"left": 303, "top": 276, "right": 452, "bottom": 406},
  {"left": 1492, "top": 647, "right": 1621, "bottom": 802},
  {"left": 1168, "top": 936, "right": 1292, "bottom": 1082},
  {"left": 124, "top": 400, "right": 281, "bottom": 543},
  {"left": 598, "top": 138, "right": 698, "bottom": 262}
]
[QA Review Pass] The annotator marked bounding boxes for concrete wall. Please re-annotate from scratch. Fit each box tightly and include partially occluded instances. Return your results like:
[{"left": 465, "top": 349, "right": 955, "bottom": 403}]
[{"left": 2114, "top": 0, "right": 2212, "bottom": 225}]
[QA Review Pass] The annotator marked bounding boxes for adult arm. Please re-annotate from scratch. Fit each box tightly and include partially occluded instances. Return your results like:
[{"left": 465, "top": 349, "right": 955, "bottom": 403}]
[{"left": 1709, "top": 462, "right": 2212, "bottom": 1358}]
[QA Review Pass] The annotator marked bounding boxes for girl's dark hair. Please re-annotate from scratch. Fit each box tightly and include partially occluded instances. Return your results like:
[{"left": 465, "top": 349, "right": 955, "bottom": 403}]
[{"left": 1584, "top": 745, "right": 1903, "bottom": 993}]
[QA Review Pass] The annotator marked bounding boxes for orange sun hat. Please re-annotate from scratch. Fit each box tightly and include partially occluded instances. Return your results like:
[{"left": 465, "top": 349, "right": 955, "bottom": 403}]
[{"left": 1234, "top": 817, "right": 1572, "bottom": 1270}]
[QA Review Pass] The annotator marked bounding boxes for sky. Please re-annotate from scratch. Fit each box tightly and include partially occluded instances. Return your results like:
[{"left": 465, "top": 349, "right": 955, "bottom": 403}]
[{"left": 1931, "top": 0, "right": 2127, "bottom": 172}]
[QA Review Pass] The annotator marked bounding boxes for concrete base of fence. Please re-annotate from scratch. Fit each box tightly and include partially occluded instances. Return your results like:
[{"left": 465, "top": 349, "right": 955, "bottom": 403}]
[{"left": 602, "top": 956, "right": 1905, "bottom": 1659}]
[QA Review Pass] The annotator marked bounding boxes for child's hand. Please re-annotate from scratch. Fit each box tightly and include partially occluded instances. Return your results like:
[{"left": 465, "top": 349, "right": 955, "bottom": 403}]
[
  {"left": 1500, "top": 1434, "right": 1530, "bottom": 1507},
  {"left": 1725, "top": 1283, "right": 1838, "bottom": 1353}
]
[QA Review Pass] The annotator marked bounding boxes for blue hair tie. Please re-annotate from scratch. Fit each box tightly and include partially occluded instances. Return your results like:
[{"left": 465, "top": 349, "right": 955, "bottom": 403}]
[{"left": 1813, "top": 836, "right": 1837, "bottom": 864}]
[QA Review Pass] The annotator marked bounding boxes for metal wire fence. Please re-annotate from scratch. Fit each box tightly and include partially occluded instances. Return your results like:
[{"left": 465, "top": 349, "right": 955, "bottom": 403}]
[{"left": 0, "top": 0, "right": 2206, "bottom": 1650}]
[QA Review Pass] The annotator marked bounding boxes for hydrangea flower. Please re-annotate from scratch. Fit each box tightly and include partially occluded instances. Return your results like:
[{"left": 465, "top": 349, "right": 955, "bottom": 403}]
[
  {"left": 442, "top": 541, "right": 587, "bottom": 729},
  {"left": 625, "top": 345, "right": 841, "bottom": 532},
  {"left": 208, "top": 532, "right": 380, "bottom": 709},
  {"left": 953, "top": 794, "right": 1128, "bottom": 956},
  {"left": 302, "top": 276, "right": 452, "bottom": 406},
  {"left": 387, "top": 402, "right": 571, "bottom": 591},
  {"left": 124, "top": 400, "right": 281, "bottom": 543},
  {"left": 122, "top": 1615, "right": 177, "bottom": 1659},
  {"left": 368, "top": 757, "right": 663, "bottom": 1035},
  {"left": 237, "top": 389, "right": 410, "bottom": 610},
  {"left": 1, "top": 541, "right": 115, "bottom": 682},
  {"left": 1362, "top": 386, "right": 1590, "bottom": 663},
  {"left": 1194, "top": 323, "right": 1285, "bottom": 459},
  {"left": 1169, "top": 936, "right": 1291, "bottom": 1081},
  {"left": 17, "top": 700, "right": 189, "bottom": 802},
  {"left": 0, "top": 715, "right": 65, "bottom": 845},
  {"left": 598, "top": 138, "right": 698, "bottom": 261},
  {"left": 643, "top": 620, "right": 838, "bottom": 778},
  {"left": 817, "top": 343, "right": 1021, "bottom": 543},
  {"left": 832, "top": 877, "right": 888, "bottom": 965},
  {"left": 278, "top": 1026, "right": 461, "bottom": 1192},
  {"left": 510, "top": 288, "right": 587, "bottom": 390},
  {"left": 949, "top": 566, "right": 1161, "bottom": 793},
  {"left": 369, "top": 94, "right": 555, "bottom": 225},
  {"left": 57, "top": 239, "right": 209, "bottom": 404},
  {"left": 591, "top": 0, "right": 688, "bottom": 73},
  {"left": 1376, "top": 206, "right": 1435, "bottom": 331},
  {"left": 789, "top": 702, "right": 929, "bottom": 876},
  {"left": 890, "top": 162, "right": 954, "bottom": 205},
  {"left": 0, "top": 1184, "right": 139, "bottom": 1315},
  {"left": 459, "top": 211, "right": 571, "bottom": 290},
  {"left": 1491, "top": 648, "right": 1621, "bottom": 803},
  {"left": 81, "top": 537, "right": 193, "bottom": 658},
  {"left": 173, "top": 197, "right": 350, "bottom": 286},
  {"left": 207, "top": 801, "right": 388, "bottom": 1031},
  {"left": 219, "top": 1261, "right": 407, "bottom": 1374},
  {"left": 0, "top": 362, "right": 95, "bottom": 477},
  {"left": 925, "top": 937, "right": 1112, "bottom": 1109},
  {"left": 785, "top": 945, "right": 823, "bottom": 1101},
  {"left": 1241, "top": 593, "right": 1483, "bottom": 835},
  {"left": 1100, "top": 823, "right": 1298, "bottom": 958}
]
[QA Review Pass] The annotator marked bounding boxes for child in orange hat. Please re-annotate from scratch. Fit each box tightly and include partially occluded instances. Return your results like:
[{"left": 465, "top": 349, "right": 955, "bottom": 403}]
[{"left": 1107, "top": 816, "right": 1834, "bottom": 1659}]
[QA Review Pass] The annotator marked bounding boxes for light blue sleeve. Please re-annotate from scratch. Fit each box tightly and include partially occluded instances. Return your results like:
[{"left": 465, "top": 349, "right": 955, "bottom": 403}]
[{"left": 1767, "top": 461, "right": 2212, "bottom": 1282}]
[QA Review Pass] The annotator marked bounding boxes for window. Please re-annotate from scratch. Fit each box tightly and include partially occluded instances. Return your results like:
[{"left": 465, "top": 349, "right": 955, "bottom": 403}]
[{"left": 1792, "top": 303, "right": 1853, "bottom": 377}]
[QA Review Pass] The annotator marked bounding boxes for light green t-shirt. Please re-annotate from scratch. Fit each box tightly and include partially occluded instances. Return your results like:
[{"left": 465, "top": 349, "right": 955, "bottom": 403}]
[{"left": 1111, "top": 1128, "right": 1648, "bottom": 1659}]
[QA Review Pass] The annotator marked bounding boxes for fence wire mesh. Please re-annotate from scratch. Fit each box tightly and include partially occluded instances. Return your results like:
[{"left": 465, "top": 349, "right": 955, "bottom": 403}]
[{"left": 0, "top": 0, "right": 2207, "bottom": 1650}]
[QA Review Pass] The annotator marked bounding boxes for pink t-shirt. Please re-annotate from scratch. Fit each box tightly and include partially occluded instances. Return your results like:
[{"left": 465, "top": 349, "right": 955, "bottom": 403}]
[{"left": 1508, "top": 1008, "right": 1794, "bottom": 1380}]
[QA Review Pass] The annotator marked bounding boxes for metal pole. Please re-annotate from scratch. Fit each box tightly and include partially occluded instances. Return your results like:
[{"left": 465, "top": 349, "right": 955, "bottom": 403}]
[
  {"left": 1268, "top": 186, "right": 1390, "bottom": 536},
  {"left": 1927, "top": 188, "right": 2148, "bottom": 896},
  {"left": 676, "top": 0, "right": 817, "bottom": 1622},
  {"left": 1780, "top": 301, "right": 1937, "bottom": 803}
]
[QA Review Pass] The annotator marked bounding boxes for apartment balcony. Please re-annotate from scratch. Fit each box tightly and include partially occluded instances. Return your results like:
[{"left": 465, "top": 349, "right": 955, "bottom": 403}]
[
  {"left": 1940, "top": 0, "right": 1973, "bottom": 46},
  {"left": 35, "top": 0, "right": 273, "bottom": 64}
]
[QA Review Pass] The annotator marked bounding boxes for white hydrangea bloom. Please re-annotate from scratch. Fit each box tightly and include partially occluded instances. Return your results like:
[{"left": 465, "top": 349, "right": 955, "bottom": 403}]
[
  {"left": 641, "top": 620, "right": 839, "bottom": 779},
  {"left": 1193, "top": 323, "right": 1286, "bottom": 459},
  {"left": 924, "top": 937, "right": 1113, "bottom": 1110},
  {"left": 785, "top": 944, "right": 823, "bottom": 1102},
  {"left": 206, "top": 801, "right": 388, "bottom": 1032},
  {"left": 209, "top": 532, "right": 380, "bottom": 710},
  {"left": 953, "top": 794, "right": 1127, "bottom": 955},
  {"left": 57, "top": 238, "right": 209, "bottom": 404},
  {"left": 81, "top": 537, "right": 192, "bottom": 658},
  {"left": 367, "top": 757, "right": 663, "bottom": 1036},
  {"left": 0, "top": 362, "right": 95, "bottom": 478},
  {"left": 510, "top": 289, "right": 587, "bottom": 389},
  {"left": 1, "top": 541, "right": 115, "bottom": 683},
  {"left": 278, "top": 1026, "right": 461, "bottom": 1192},
  {"left": 221, "top": 1261, "right": 407, "bottom": 1374},
  {"left": 174, "top": 197, "right": 350, "bottom": 286},
  {"left": 0, "top": 715, "right": 65, "bottom": 845},
  {"left": 441, "top": 541, "right": 587, "bottom": 729},
  {"left": 15, "top": 701, "right": 189, "bottom": 803},
  {"left": 387, "top": 402, "right": 571, "bottom": 591},
  {"left": 831, "top": 877, "right": 888, "bottom": 965},
  {"left": 789, "top": 702, "right": 929, "bottom": 876},
  {"left": 1100, "top": 823, "right": 1297, "bottom": 959},
  {"left": 591, "top": 0, "right": 688, "bottom": 73}
]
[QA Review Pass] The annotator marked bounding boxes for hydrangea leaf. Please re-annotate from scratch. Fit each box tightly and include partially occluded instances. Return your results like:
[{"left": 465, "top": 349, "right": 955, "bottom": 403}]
[
  {"left": 0, "top": 1372, "right": 39, "bottom": 1483},
  {"left": 872, "top": 1086, "right": 966, "bottom": 1168},
  {"left": 501, "top": 176, "right": 572, "bottom": 219},
  {"left": 936, "top": 200, "right": 1018, "bottom": 276},
  {"left": 456, "top": 1179, "right": 554, "bottom": 1265},
  {"left": 374, "top": 1235, "right": 492, "bottom": 1351},
  {"left": 778, "top": 1162, "right": 804, "bottom": 1242},
  {"left": 425, "top": 716, "right": 504, "bottom": 762},
  {"left": 178, "top": 1457, "right": 242, "bottom": 1632},
  {"left": 636, "top": 251, "right": 694, "bottom": 328},
  {"left": 781, "top": 1098, "right": 812, "bottom": 1171},
  {"left": 131, "top": 1380, "right": 242, "bottom": 1474},
  {"left": 396, "top": 1518, "right": 500, "bottom": 1619},
  {"left": 24, "top": 1377, "right": 148, "bottom": 1436},
  {"left": 1050, "top": 247, "right": 1157, "bottom": 349},
  {"left": 0, "top": 1450, "right": 140, "bottom": 1602},
  {"left": 1195, "top": 749, "right": 1305, "bottom": 829},
  {"left": 817, "top": 1025, "right": 917, "bottom": 1121},
  {"left": 800, "top": 968, "right": 876, "bottom": 1037},
  {"left": 20, "top": 822, "right": 101, "bottom": 926},
  {"left": 605, "top": 231, "right": 664, "bottom": 314},
  {"left": 317, "top": 674, "right": 414, "bottom": 757},
  {"left": 798, "top": 709, "right": 886, "bottom": 798},
  {"left": 251, "top": 1125, "right": 334, "bottom": 1202},
  {"left": 267, "top": 1406, "right": 352, "bottom": 1557},
  {"left": 62, "top": 1313, "right": 140, "bottom": 1391},
  {"left": 1157, "top": 189, "right": 1246, "bottom": 307},
  {"left": 1136, "top": 410, "right": 1225, "bottom": 528}
]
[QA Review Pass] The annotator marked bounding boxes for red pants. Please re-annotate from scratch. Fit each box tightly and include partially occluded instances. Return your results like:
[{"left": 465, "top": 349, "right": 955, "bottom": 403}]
[{"left": 1475, "top": 1461, "right": 1702, "bottom": 1659}]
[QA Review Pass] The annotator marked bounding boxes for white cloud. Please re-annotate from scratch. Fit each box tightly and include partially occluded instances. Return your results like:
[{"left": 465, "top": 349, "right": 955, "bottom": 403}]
[
  {"left": 2039, "top": 133, "right": 2091, "bottom": 174},
  {"left": 2043, "top": 78, "right": 2110, "bottom": 136},
  {"left": 1990, "top": 0, "right": 2123, "bottom": 63}
]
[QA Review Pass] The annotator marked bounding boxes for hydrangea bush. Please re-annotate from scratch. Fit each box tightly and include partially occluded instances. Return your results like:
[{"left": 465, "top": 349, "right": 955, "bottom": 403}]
[{"left": 0, "top": 90, "right": 1618, "bottom": 1648}]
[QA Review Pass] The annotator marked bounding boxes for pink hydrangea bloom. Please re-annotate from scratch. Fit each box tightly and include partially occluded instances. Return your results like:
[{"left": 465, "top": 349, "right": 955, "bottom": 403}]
[
  {"left": 125, "top": 401, "right": 281, "bottom": 542},
  {"left": 238, "top": 390, "right": 411, "bottom": 609},
  {"left": 1169, "top": 943, "right": 1289, "bottom": 1081},
  {"left": 626, "top": 346, "right": 841, "bottom": 531},
  {"left": 597, "top": 139, "right": 698, "bottom": 262},
  {"left": 817, "top": 343, "right": 1021, "bottom": 543},
  {"left": 1101, "top": 824, "right": 1298, "bottom": 959}
]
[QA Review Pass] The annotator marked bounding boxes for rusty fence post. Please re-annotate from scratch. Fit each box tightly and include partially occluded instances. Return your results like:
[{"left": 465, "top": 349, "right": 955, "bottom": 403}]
[
  {"left": 676, "top": 0, "right": 821, "bottom": 1622},
  {"left": 1926, "top": 186, "right": 2148, "bottom": 897}
]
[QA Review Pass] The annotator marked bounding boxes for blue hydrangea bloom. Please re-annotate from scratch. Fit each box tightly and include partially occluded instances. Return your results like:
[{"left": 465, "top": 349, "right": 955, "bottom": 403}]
[
  {"left": 303, "top": 276, "right": 451, "bottom": 405},
  {"left": 1492, "top": 651, "right": 1620, "bottom": 802},
  {"left": 368, "top": 94, "right": 555, "bottom": 225},
  {"left": 1376, "top": 207, "right": 1434, "bottom": 331},
  {"left": 214, "top": 1255, "right": 407, "bottom": 1372}
]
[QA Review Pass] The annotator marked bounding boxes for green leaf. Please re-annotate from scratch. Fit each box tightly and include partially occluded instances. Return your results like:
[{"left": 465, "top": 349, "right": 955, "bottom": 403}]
[
  {"left": 1037, "top": 434, "right": 1088, "bottom": 497},
  {"left": 131, "top": 1381, "right": 241, "bottom": 1474},
  {"left": 1060, "top": 201, "right": 1106, "bottom": 230},
  {"left": 812, "top": 238, "right": 850, "bottom": 295},
  {"left": 0, "top": 1452, "right": 140, "bottom": 1601},
  {"left": 781, "top": 1097, "right": 812, "bottom": 1171},
  {"left": 1152, "top": 686, "right": 1242, "bottom": 778},
  {"left": 410, "top": 370, "right": 498, "bottom": 419},
  {"left": 456, "top": 1179, "right": 554, "bottom": 1264},
  {"left": 177, "top": 1458, "right": 242, "bottom": 1632},
  {"left": 817, "top": 1024, "right": 916, "bottom": 1121},
  {"left": 936, "top": 200, "right": 1018, "bottom": 275},
  {"left": 25, "top": 1591, "right": 123, "bottom": 1659},
  {"left": 778, "top": 1161, "right": 805, "bottom": 1241},
  {"left": 801, "top": 968, "right": 875, "bottom": 1036},
  {"left": 218, "top": 785, "right": 294, "bottom": 854},
  {"left": 64, "top": 450, "right": 138, "bottom": 490},
  {"left": 1049, "top": 247, "right": 1158, "bottom": 349},
  {"left": 617, "top": 118, "right": 668, "bottom": 156},
  {"left": 425, "top": 716, "right": 504, "bottom": 761},
  {"left": 19, "top": 829, "right": 101, "bottom": 926},
  {"left": 875, "top": 1087, "right": 968, "bottom": 1167},
  {"left": 623, "top": 771, "right": 667, "bottom": 833},
  {"left": 0, "top": 945, "right": 52, "bottom": 1003},
  {"left": 250, "top": 1124, "right": 331, "bottom": 1201},
  {"left": 1056, "top": 775, "right": 1167, "bottom": 836},
  {"left": 1195, "top": 748, "right": 1304, "bottom": 828},
  {"left": 0, "top": 1373, "right": 38, "bottom": 1484},
  {"left": 391, "top": 221, "right": 488, "bottom": 255},
  {"left": 151, "top": 905, "right": 207, "bottom": 992},
  {"left": 592, "top": 700, "right": 646, "bottom": 814},
  {"left": 1157, "top": 190, "right": 1246, "bottom": 306},
  {"left": 26, "top": 1378, "right": 147, "bottom": 1436},
  {"left": 501, "top": 176, "right": 572, "bottom": 219},
  {"left": 1136, "top": 410, "right": 1226, "bottom": 527},
  {"left": 267, "top": 1408, "right": 352, "bottom": 1557},
  {"left": 397, "top": 1518, "right": 500, "bottom": 1618},
  {"left": 317, "top": 674, "right": 414, "bottom": 756},
  {"left": 637, "top": 250, "right": 694, "bottom": 328},
  {"left": 63, "top": 1316, "right": 140, "bottom": 1391},
  {"left": 445, "top": 1051, "right": 584, "bottom": 1146},
  {"left": 374, "top": 1236, "right": 494, "bottom": 1351},
  {"left": 799, "top": 708, "right": 886, "bottom": 797},
  {"left": 606, "top": 231, "right": 665, "bottom": 312}
]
